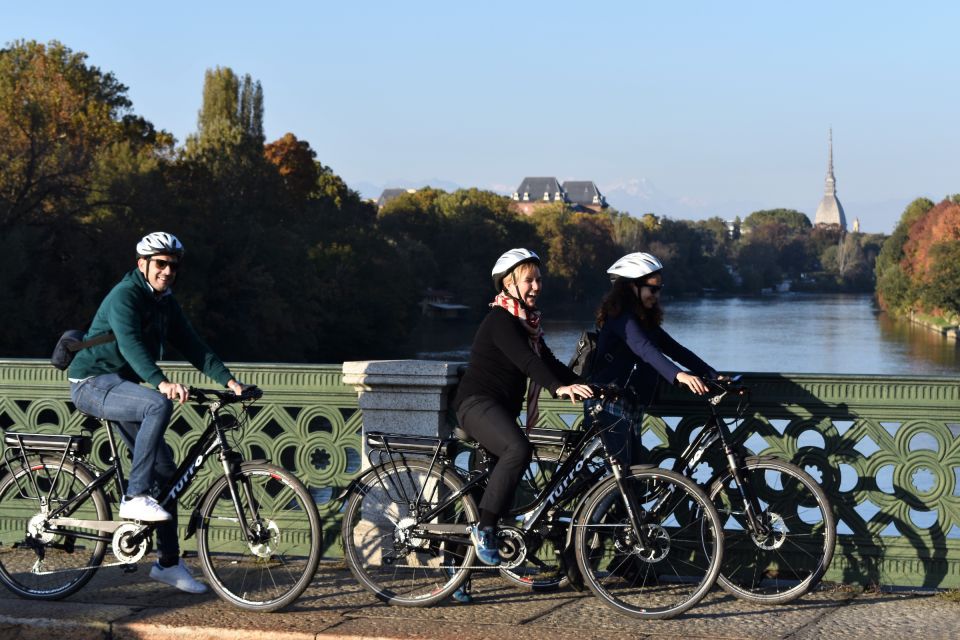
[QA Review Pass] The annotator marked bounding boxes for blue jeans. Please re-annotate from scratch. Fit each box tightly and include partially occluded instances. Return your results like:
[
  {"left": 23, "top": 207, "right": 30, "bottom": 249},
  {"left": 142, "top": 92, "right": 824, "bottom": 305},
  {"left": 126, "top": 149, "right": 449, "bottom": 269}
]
[
  {"left": 70, "top": 374, "right": 180, "bottom": 559},
  {"left": 582, "top": 400, "right": 645, "bottom": 467}
]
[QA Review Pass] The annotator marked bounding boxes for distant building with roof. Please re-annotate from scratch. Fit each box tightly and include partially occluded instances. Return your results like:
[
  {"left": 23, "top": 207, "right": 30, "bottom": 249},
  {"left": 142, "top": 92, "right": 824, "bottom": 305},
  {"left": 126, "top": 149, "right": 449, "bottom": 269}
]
[
  {"left": 510, "top": 177, "right": 607, "bottom": 214},
  {"left": 813, "top": 130, "right": 847, "bottom": 230},
  {"left": 562, "top": 181, "right": 607, "bottom": 212},
  {"left": 377, "top": 188, "right": 417, "bottom": 209}
]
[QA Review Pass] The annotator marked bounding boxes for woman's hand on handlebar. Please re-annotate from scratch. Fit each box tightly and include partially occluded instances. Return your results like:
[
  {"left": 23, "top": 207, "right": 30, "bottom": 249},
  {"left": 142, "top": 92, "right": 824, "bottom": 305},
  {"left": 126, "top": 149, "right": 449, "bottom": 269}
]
[
  {"left": 676, "top": 372, "right": 708, "bottom": 395},
  {"left": 556, "top": 383, "right": 594, "bottom": 403},
  {"left": 227, "top": 379, "right": 247, "bottom": 396}
]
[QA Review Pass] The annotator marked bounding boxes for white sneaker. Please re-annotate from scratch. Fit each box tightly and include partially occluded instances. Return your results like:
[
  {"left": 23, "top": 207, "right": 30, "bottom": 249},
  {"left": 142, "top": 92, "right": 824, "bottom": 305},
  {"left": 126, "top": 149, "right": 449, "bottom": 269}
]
[
  {"left": 149, "top": 560, "right": 209, "bottom": 594},
  {"left": 119, "top": 495, "right": 172, "bottom": 522}
]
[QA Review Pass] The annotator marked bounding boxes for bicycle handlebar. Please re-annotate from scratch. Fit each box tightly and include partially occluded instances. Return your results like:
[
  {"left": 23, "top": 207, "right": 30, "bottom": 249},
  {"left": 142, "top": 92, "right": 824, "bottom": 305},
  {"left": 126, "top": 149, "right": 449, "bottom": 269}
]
[
  {"left": 189, "top": 385, "right": 263, "bottom": 404},
  {"left": 586, "top": 376, "right": 747, "bottom": 404}
]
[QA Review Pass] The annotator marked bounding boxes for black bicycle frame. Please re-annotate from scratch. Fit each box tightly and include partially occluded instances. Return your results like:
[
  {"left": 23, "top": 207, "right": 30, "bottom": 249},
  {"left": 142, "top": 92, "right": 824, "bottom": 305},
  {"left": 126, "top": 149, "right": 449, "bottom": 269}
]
[
  {"left": 379, "top": 413, "right": 662, "bottom": 548},
  {"left": 34, "top": 407, "right": 257, "bottom": 545},
  {"left": 671, "top": 396, "right": 767, "bottom": 534}
]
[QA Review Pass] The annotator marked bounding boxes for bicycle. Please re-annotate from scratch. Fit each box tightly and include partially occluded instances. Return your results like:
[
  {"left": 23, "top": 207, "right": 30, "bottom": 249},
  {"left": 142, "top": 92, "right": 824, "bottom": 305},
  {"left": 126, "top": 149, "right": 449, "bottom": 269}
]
[
  {"left": 0, "top": 386, "right": 322, "bottom": 612},
  {"left": 340, "top": 387, "right": 724, "bottom": 619},
  {"left": 664, "top": 376, "right": 837, "bottom": 604}
]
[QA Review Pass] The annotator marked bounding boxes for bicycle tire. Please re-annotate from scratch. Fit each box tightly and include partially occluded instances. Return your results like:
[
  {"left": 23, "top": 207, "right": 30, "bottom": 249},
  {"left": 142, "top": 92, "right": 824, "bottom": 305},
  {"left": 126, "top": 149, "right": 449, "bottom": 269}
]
[
  {"left": 197, "top": 463, "right": 322, "bottom": 612},
  {"left": 709, "top": 456, "right": 836, "bottom": 604},
  {"left": 574, "top": 466, "right": 723, "bottom": 619},
  {"left": 342, "top": 458, "right": 478, "bottom": 606},
  {"left": 0, "top": 457, "right": 109, "bottom": 599}
]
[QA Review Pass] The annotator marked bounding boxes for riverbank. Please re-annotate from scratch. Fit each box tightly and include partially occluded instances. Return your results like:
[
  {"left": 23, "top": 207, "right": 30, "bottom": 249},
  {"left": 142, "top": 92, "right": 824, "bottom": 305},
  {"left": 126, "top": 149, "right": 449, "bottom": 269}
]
[{"left": 907, "top": 310, "right": 960, "bottom": 341}]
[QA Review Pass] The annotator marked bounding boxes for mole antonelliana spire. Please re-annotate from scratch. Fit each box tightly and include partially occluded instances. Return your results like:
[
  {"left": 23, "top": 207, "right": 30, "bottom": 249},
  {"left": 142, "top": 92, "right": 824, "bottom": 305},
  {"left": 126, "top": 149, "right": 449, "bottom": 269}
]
[{"left": 814, "top": 129, "right": 847, "bottom": 230}]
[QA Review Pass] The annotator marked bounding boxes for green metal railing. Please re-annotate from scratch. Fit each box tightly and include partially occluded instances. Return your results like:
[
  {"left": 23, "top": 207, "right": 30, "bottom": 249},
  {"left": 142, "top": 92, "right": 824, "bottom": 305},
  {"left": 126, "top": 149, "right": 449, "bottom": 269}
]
[{"left": 1, "top": 360, "right": 958, "bottom": 588}]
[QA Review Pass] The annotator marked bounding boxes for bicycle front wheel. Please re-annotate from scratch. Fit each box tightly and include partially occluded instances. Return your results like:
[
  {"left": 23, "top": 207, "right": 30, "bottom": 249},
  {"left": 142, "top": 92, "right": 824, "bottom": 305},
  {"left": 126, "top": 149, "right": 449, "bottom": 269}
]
[
  {"left": 574, "top": 467, "right": 723, "bottom": 619},
  {"left": 0, "top": 457, "right": 109, "bottom": 599},
  {"left": 197, "top": 463, "right": 322, "bottom": 612},
  {"left": 342, "top": 458, "right": 478, "bottom": 606},
  {"left": 710, "top": 456, "right": 836, "bottom": 604}
]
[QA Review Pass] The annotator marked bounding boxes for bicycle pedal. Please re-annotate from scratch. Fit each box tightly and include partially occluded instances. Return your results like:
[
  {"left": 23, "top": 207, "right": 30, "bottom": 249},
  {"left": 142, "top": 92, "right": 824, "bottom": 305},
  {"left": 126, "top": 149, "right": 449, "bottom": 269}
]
[{"left": 122, "top": 564, "right": 138, "bottom": 574}]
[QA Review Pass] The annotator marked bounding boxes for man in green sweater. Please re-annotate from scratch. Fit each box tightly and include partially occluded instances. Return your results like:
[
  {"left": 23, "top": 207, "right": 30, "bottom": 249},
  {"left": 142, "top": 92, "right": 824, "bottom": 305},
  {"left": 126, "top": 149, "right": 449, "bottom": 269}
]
[{"left": 69, "top": 232, "right": 245, "bottom": 594}]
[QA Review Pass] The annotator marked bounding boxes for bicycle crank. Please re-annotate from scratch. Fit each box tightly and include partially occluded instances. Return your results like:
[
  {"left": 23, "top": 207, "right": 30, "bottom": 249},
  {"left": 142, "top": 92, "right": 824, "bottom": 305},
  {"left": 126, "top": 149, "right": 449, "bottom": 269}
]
[
  {"left": 112, "top": 522, "right": 150, "bottom": 563},
  {"left": 495, "top": 526, "right": 528, "bottom": 570}
]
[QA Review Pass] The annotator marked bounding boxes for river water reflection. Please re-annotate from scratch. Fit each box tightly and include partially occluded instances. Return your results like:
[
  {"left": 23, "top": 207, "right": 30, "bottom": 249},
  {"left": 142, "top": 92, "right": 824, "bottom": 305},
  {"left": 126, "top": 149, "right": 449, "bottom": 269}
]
[{"left": 413, "top": 293, "right": 960, "bottom": 376}]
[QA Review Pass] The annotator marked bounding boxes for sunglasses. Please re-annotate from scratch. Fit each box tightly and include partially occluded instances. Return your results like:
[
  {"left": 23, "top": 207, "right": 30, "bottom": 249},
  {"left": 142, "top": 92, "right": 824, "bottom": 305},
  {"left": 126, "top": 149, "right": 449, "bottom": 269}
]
[
  {"left": 640, "top": 283, "right": 663, "bottom": 294},
  {"left": 150, "top": 258, "right": 180, "bottom": 272}
]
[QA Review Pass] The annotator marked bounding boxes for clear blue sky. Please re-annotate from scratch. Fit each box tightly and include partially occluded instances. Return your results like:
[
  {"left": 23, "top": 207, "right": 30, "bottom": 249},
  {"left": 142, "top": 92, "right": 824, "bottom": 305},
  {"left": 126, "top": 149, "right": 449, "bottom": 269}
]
[{"left": 6, "top": 1, "right": 958, "bottom": 233}]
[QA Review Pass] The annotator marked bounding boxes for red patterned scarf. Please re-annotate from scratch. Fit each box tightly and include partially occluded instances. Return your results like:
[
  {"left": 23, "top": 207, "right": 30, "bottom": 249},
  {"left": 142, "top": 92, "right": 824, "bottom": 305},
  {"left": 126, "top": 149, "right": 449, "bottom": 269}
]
[{"left": 491, "top": 292, "right": 543, "bottom": 431}]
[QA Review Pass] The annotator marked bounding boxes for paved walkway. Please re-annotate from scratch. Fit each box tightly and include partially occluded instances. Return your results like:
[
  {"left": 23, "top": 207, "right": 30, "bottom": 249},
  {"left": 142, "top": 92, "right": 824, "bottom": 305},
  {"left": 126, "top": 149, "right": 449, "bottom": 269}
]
[{"left": 0, "top": 558, "right": 956, "bottom": 640}]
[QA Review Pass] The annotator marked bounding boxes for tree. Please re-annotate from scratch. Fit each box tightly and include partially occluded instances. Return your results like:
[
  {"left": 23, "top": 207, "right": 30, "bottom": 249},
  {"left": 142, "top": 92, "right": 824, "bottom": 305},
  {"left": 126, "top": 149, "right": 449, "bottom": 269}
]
[
  {"left": 742, "top": 209, "right": 812, "bottom": 233},
  {"left": 874, "top": 197, "right": 935, "bottom": 313},
  {"left": 0, "top": 40, "right": 174, "bottom": 357},
  {"left": 0, "top": 40, "right": 139, "bottom": 227},
  {"left": 920, "top": 241, "right": 960, "bottom": 317},
  {"left": 185, "top": 67, "right": 264, "bottom": 168},
  {"left": 264, "top": 132, "right": 319, "bottom": 203}
]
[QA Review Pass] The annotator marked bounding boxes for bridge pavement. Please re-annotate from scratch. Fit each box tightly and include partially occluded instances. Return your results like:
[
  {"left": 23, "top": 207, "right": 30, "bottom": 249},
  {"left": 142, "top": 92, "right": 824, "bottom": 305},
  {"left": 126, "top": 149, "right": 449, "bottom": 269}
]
[{"left": 0, "top": 558, "right": 956, "bottom": 640}]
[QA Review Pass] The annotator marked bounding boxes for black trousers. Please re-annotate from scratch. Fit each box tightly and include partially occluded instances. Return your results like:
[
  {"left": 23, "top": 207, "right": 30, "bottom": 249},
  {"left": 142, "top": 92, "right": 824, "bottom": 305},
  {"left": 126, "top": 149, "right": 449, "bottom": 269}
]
[{"left": 455, "top": 395, "right": 533, "bottom": 520}]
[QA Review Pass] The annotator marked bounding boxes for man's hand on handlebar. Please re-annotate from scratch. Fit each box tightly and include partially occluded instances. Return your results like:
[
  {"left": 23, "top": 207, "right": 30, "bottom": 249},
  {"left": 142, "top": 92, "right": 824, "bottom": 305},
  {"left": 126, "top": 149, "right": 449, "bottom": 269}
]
[
  {"left": 556, "top": 383, "right": 594, "bottom": 403},
  {"left": 158, "top": 381, "right": 189, "bottom": 404}
]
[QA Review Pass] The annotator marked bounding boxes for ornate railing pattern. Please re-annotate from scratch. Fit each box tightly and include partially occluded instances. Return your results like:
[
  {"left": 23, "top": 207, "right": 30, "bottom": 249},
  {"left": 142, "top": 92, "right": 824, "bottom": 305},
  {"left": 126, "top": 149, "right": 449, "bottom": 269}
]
[
  {"left": 1, "top": 361, "right": 958, "bottom": 587},
  {"left": 537, "top": 373, "right": 960, "bottom": 588}
]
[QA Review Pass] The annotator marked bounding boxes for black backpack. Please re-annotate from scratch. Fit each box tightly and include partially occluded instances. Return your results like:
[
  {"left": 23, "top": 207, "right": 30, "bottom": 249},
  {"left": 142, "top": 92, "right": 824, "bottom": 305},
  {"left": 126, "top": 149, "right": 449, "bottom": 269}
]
[{"left": 567, "top": 326, "right": 628, "bottom": 380}]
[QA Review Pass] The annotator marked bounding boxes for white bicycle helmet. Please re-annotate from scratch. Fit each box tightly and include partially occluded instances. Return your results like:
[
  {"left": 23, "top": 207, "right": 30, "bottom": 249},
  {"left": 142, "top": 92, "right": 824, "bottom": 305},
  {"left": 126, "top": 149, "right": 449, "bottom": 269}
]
[
  {"left": 606, "top": 252, "right": 663, "bottom": 281},
  {"left": 137, "top": 232, "right": 184, "bottom": 257},
  {"left": 491, "top": 248, "right": 540, "bottom": 292}
]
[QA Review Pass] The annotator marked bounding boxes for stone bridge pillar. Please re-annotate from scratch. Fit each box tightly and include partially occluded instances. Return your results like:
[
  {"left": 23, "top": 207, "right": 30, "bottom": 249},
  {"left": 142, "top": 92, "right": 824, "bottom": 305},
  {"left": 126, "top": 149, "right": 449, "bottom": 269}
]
[{"left": 342, "top": 360, "right": 465, "bottom": 448}]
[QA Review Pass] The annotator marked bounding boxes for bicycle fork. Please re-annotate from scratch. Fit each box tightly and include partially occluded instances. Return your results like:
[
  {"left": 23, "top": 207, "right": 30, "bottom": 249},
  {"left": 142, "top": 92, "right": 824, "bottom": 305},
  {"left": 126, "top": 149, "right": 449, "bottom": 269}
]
[
  {"left": 609, "top": 461, "right": 656, "bottom": 549},
  {"left": 217, "top": 450, "right": 269, "bottom": 547},
  {"left": 720, "top": 447, "right": 770, "bottom": 537}
]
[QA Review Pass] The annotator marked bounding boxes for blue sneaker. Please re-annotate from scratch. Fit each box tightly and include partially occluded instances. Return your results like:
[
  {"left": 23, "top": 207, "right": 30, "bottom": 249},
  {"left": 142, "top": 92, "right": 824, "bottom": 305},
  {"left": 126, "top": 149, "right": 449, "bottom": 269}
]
[
  {"left": 451, "top": 583, "right": 473, "bottom": 604},
  {"left": 445, "top": 567, "right": 473, "bottom": 604},
  {"left": 469, "top": 525, "right": 500, "bottom": 566}
]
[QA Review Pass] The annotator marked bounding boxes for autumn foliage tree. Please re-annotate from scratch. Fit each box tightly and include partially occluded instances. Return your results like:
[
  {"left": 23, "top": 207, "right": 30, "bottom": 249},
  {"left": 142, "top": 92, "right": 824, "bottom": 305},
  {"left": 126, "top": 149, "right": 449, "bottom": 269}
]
[{"left": 875, "top": 197, "right": 960, "bottom": 319}]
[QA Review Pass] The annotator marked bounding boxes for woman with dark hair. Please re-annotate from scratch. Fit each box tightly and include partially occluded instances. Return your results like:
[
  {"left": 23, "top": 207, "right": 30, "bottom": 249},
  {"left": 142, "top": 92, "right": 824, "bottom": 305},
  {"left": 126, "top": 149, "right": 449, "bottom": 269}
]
[
  {"left": 453, "top": 248, "right": 593, "bottom": 573},
  {"left": 586, "top": 252, "right": 720, "bottom": 466}
]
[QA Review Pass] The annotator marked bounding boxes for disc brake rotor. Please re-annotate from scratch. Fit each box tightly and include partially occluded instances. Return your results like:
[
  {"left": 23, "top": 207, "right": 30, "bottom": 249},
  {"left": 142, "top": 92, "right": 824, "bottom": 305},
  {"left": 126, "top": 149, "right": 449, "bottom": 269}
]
[
  {"left": 751, "top": 512, "right": 787, "bottom": 550},
  {"left": 624, "top": 523, "right": 670, "bottom": 563},
  {"left": 248, "top": 520, "right": 280, "bottom": 558}
]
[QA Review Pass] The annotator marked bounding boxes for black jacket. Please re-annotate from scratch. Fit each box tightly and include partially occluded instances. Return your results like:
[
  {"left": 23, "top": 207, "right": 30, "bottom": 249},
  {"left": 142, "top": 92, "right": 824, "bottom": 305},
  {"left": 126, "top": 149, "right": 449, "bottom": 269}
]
[{"left": 454, "top": 307, "right": 579, "bottom": 417}]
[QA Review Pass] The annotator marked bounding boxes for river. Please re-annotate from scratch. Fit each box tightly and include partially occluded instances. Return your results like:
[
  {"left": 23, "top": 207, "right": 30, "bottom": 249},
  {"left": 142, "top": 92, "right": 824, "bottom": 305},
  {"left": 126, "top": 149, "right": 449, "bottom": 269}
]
[{"left": 411, "top": 293, "right": 960, "bottom": 376}]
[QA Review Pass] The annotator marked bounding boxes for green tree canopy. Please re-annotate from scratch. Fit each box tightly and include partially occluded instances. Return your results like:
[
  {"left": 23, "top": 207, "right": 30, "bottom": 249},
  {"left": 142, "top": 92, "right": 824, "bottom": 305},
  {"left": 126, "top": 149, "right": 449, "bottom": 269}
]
[{"left": 743, "top": 209, "right": 812, "bottom": 233}]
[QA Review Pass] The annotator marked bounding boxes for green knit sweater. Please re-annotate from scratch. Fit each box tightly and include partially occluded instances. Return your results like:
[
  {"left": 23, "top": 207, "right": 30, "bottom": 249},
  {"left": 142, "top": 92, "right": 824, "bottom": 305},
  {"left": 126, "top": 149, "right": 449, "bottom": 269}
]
[{"left": 69, "top": 269, "right": 233, "bottom": 388}]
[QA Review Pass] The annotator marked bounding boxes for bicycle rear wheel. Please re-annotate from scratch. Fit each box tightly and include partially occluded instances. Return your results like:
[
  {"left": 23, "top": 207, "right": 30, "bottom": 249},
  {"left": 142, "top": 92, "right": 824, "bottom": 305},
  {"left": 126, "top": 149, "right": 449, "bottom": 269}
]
[
  {"left": 710, "top": 456, "right": 836, "bottom": 604},
  {"left": 342, "top": 458, "right": 478, "bottom": 606},
  {"left": 574, "top": 467, "right": 723, "bottom": 619},
  {"left": 197, "top": 463, "right": 322, "bottom": 612},
  {"left": 0, "top": 457, "right": 109, "bottom": 599}
]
